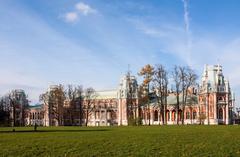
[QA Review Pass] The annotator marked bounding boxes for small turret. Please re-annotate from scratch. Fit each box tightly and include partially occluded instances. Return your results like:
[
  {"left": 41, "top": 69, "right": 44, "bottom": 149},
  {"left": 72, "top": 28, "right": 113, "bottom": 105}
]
[{"left": 118, "top": 74, "right": 138, "bottom": 99}]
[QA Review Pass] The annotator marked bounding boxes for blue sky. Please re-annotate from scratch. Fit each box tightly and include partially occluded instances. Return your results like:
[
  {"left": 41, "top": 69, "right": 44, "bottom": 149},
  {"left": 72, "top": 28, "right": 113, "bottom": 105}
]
[{"left": 0, "top": 0, "right": 240, "bottom": 105}]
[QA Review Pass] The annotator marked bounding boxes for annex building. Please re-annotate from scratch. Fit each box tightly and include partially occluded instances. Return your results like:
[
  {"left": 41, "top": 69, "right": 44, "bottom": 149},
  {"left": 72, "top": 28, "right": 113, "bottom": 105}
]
[{"left": 27, "top": 65, "right": 235, "bottom": 126}]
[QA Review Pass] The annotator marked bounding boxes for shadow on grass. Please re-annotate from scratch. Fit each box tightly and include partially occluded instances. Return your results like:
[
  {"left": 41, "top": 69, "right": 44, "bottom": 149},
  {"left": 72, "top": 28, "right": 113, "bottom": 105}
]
[{"left": 0, "top": 129, "right": 109, "bottom": 133}]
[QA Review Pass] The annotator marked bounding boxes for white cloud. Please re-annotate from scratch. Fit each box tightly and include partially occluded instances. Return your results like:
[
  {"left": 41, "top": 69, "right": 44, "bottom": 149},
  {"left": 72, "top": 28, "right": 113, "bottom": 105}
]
[
  {"left": 63, "top": 2, "right": 97, "bottom": 23},
  {"left": 75, "top": 2, "right": 97, "bottom": 15},
  {"left": 138, "top": 26, "right": 168, "bottom": 37},
  {"left": 65, "top": 12, "right": 78, "bottom": 22}
]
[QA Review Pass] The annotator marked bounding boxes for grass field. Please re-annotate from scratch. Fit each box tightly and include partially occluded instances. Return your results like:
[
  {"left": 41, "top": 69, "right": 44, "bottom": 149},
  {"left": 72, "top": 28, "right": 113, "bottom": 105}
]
[{"left": 0, "top": 125, "right": 240, "bottom": 157}]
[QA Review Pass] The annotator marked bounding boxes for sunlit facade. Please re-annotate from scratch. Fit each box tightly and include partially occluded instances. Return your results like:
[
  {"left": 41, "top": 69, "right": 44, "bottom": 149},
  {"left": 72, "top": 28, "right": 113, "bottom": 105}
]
[{"left": 27, "top": 65, "right": 235, "bottom": 126}]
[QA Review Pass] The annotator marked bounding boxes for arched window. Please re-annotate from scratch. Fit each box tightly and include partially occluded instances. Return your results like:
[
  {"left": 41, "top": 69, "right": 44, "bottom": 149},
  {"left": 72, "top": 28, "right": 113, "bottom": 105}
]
[
  {"left": 186, "top": 112, "right": 190, "bottom": 119},
  {"left": 172, "top": 110, "right": 176, "bottom": 121},
  {"left": 111, "top": 111, "right": 117, "bottom": 119},
  {"left": 154, "top": 110, "right": 158, "bottom": 121},
  {"left": 166, "top": 110, "right": 170, "bottom": 121},
  {"left": 219, "top": 108, "right": 223, "bottom": 119},
  {"left": 139, "top": 108, "right": 143, "bottom": 119},
  {"left": 147, "top": 111, "right": 150, "bottom": 120},
  {"left": 179, "top": 110, "right": 182, "bottom": 121},
  {"left": 96, "top": 111, "right": 100, "bottom": 119},
  {"left": 193, "top": 111, "right": 197, "bottom": 119}
]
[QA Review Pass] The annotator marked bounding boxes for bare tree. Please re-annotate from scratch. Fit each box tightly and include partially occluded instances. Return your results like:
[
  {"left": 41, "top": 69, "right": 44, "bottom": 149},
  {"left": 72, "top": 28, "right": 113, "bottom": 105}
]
[
  {"left": 40, "top": 85, "right": 65, "bottom": 126},
  {"left": 75, "top": 86, "right": 84, "bottom": 126},
  {"left": 153, "top": 64, "right": 168, "bottom": 125},
  {"left": 180, "top": 67, "right": 198, "bottom": 124},
  {"left": 83, "top": 87, "right": 97, "bottom": 126},
  {"left": 172, "top": 66, "right": 182, "bottom": 125},
  {"left": 179, "top": 66, "right": 187, "bottom": 124},
  {"left": 0, "top": 97, "right": 11, "bottom": 126},
  {"left": 126, "top": 72, "right": 138, "bottom": 126},
  {"left": 9, "top": 90, "right": 29, "bottom": 126},
  {"left": 137, "top": 84, "right": 147, "bottom": 125},
  {"left": 138, "top": 64, "right": 154, "bottom": 126},
  {"left": 9, "top": 95, "right": 17, "bottom": 127},
  {"left": 65, "top": 85, "right": 83, "bottom": 126},
  {"left": 199, "top": 112, "right": 206, "bottom": 125},
  {"left": 187, "top": 92, "right": 198, "bottom": 124},
  {"left": 0, "top": 90, "right": 29, "bottom": 127},
  {"left": 65, "top": 85, "right": 74, "bottom": 125}
]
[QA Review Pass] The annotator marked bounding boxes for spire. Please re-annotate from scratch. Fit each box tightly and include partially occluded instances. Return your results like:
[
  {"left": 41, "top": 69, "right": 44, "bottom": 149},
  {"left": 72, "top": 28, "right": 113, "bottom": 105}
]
[
  {"left": 217, "top": 58, "right": 220, "bottom": 66},
  {"left": 204, "top": 64, "right": 208, "bottom": 77},
  {"left": 127, "top": 64, "right": 131, "bottom": 76},
  {"left": 217, "top": 58, "right": 221, "bottom": 74},
  {"left": 232, "top": 92, "right": 235, "bottom": 101}
]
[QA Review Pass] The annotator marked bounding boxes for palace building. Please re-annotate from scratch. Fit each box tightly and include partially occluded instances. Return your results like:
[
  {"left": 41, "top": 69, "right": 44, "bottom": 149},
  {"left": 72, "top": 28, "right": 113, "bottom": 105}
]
[
  {"left": 27, "top": 65, "right": 235, "bottom": 126},
  {"left": 26, "top": 104, "right": 43, "bottom": 126}
]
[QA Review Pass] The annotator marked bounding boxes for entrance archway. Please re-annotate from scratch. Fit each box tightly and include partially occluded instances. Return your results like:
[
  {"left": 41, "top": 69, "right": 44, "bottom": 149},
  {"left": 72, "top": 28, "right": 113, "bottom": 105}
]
[
  {"left": 178, "top": 110, "right": 182, "bottom": 121},
  {"left": 193, "top": 110, "right": 197, "bottom": 120},
  {"left": 172, "top": 110, "right": 176, "bottom": 121},
  {"left": 166, "top": 110, "right": 170, "bottom": 121},
  {"left": 154, "top": 110, "right": 158, "bottom": 121},
  {"left": 219, "top": 108, "right": 223, "bottom": 119}
]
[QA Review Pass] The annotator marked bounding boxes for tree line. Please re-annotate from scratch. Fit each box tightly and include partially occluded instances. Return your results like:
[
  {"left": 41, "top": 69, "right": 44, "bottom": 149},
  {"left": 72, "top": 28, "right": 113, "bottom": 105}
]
[
  {"left": 0, "top": 63, "right": 198, "bottom": 127},
  {"left": 136, "top": 64, "right": 198, "bottom": 125},
  {"left": 0, "top": 90, "right": 29, "bottom": 126},
  {"left": 39, "top": 85, "right": 98, "bottom": 126}
]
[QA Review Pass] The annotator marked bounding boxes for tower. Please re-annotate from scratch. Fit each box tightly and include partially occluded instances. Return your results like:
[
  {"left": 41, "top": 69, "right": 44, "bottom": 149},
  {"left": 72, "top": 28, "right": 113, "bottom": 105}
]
[
  {"left": 117, "top": 72, "right": 138, "bottom": 126},
  {"left": 199, "top": 65, "right": 233, "bottom": 125}
]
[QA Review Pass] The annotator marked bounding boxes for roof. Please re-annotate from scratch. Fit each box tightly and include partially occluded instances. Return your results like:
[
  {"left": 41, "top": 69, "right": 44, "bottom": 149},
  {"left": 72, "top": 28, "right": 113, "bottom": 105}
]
[
  {"left": 29, "top": 104, "right": 42, "bottom": 109},
  {"left": 95, "top": 89, "right": 118, "bottom": 99},
  {"left": 167, "top": 93, "right": 198, "bottom": 105},
  {"left": 149, "top": 93, "right": 198, "bottom": 106}
]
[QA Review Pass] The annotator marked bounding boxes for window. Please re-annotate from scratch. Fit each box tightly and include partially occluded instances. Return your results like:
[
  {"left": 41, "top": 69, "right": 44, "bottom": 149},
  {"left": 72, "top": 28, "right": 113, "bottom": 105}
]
[
  {"left": 219, "top": 108, "right": 223, "bottom": 119},
  {"left": 147, "top": 112, "right": 150, "bottom": 120},
  {"left": 186, "top": 112, "right": 190, "bottom": 119},
  {"left": 193, "top": 111, "right": 197, "bottom": 119},
  {"left": 139, "top": 108, "right": 143, "bottom": 118},
  {"left": 166, "top": 110, "right": 170, "bottom": 121},
  {"left": 172, "top": 110, "right": 176, "bottom": 121},
  {"left": 179, "top": 110, "right": 182, "bottom": 121},
  {"left": 154, "top": 110, "right": 158, "bottom": 121}
]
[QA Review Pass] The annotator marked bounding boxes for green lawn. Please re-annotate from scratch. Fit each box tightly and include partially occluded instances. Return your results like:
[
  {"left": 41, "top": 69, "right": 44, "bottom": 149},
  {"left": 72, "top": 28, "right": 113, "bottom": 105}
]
[{"left": 0, "top": 125, "right": 240, "bottom": 157}]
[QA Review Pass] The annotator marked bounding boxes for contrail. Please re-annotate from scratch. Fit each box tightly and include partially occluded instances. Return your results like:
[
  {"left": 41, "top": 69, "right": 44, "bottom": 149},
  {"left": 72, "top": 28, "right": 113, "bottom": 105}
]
[
  {"left": 183, "top": 0, "right": 190, "bottom": 34},
  {"left": 182, "top": 0, "right": 192, "bottom": 65}
]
